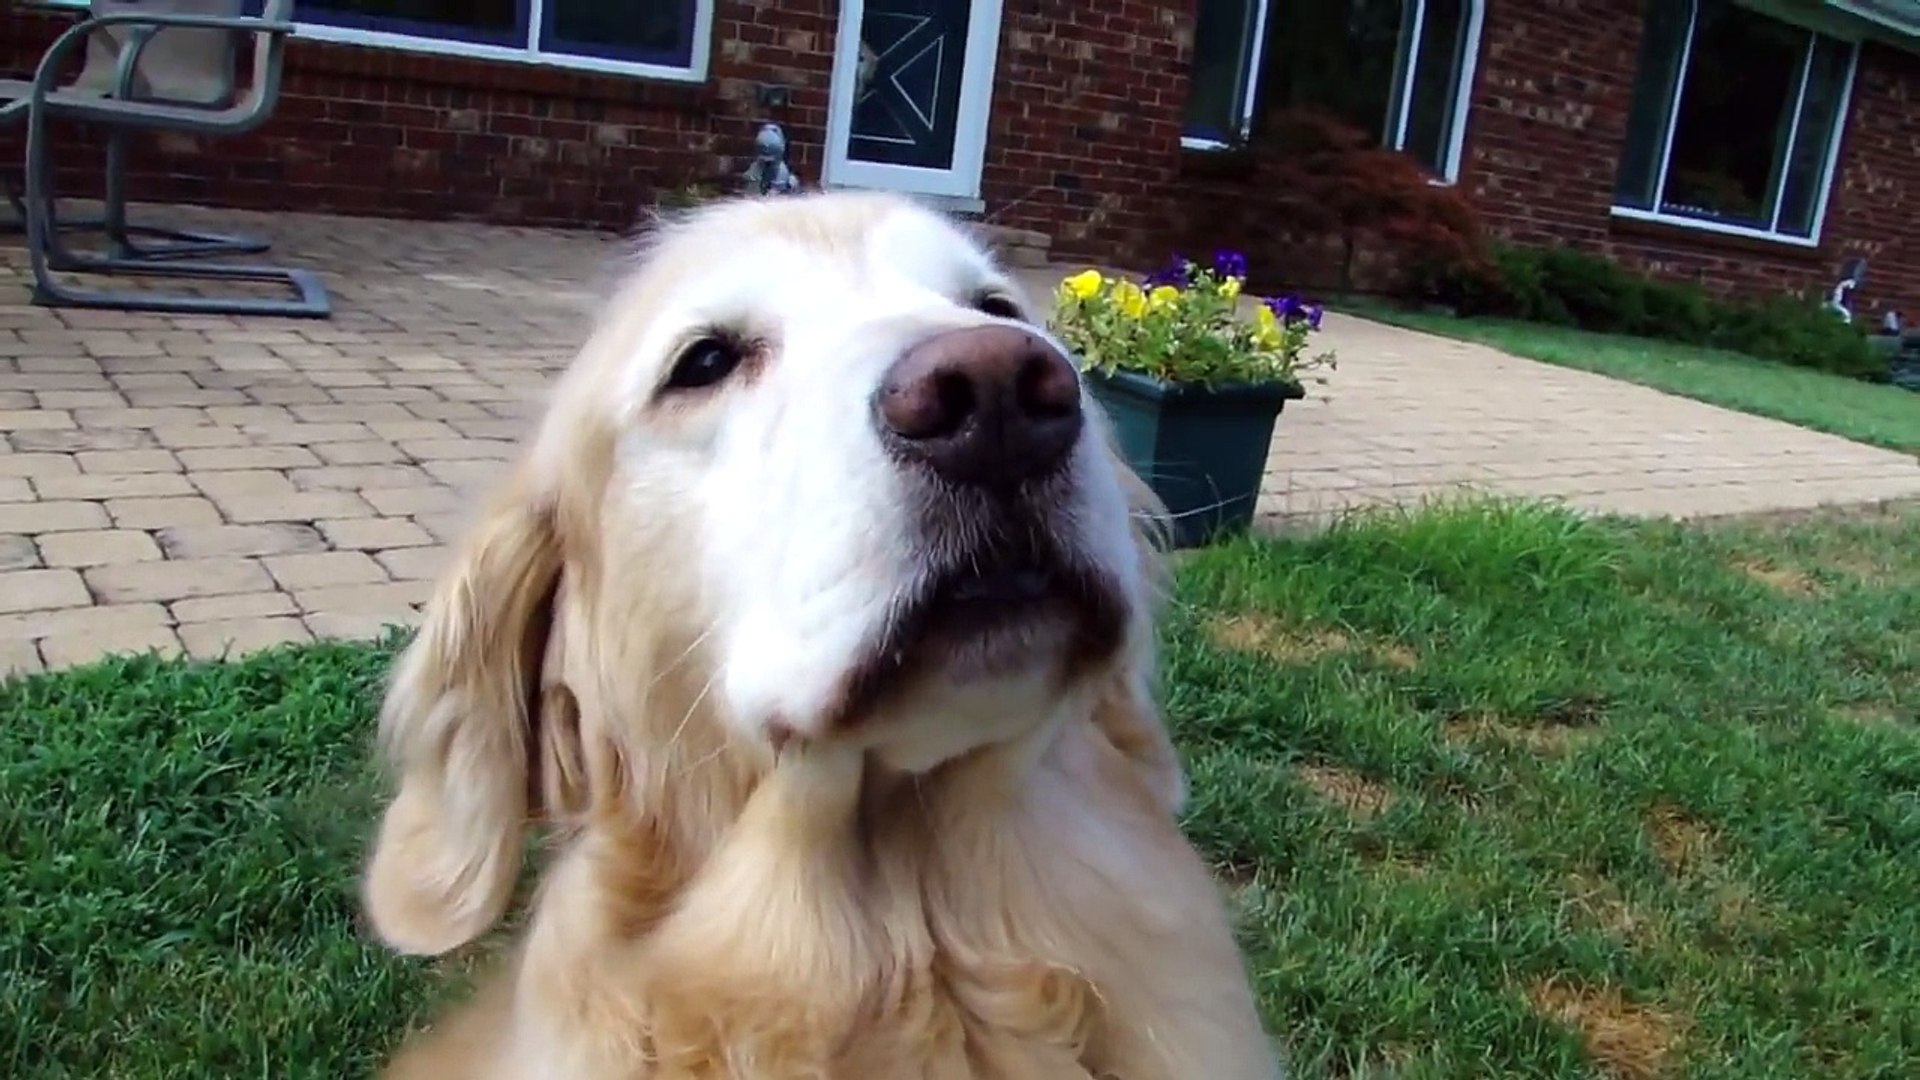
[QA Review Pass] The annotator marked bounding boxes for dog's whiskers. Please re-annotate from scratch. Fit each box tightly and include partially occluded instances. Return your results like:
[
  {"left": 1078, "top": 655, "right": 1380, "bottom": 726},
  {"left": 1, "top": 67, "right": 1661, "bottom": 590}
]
[
  {"left": 647, "top": 624, "right": 716, "bottom": 694},
  {"left": 664, "top": 664, "right": 722, "bottom": 756}
]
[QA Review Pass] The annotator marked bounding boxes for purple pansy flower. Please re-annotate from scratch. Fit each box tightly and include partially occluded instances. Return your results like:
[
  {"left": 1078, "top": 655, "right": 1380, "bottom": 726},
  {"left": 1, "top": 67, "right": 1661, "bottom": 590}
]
[
  {"left": 1212, "top": 249, "right": 1249, "bottom": 280},
  {"left": 1262, "top": 294, "right": 1325, "bottom": 330},
  {"left": 1142, "top": 252, "right": 1196, "bottom": 290}
]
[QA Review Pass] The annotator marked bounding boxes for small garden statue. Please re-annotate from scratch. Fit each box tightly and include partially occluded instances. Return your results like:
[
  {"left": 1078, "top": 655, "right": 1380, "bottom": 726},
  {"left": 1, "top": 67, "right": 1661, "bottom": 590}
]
[
  {"left": 742, "top": 122, "right": 803, "bottom": 196},
  {"left": 1827, "top": 256, "right": 1866, "bottom": 324},
  {"left": 1052, "top": 252, "right": 1335, "bottom": 548}
]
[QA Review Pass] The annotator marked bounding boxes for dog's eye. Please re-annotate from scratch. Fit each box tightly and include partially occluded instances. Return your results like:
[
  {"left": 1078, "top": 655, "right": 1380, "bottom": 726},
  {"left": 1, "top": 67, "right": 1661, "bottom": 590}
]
[
  {"left": 664, "top": 337, "right": 745, "bottom": 391},
  {"left": 973, "top": 293, "right": 1024, "bottom": 321}
]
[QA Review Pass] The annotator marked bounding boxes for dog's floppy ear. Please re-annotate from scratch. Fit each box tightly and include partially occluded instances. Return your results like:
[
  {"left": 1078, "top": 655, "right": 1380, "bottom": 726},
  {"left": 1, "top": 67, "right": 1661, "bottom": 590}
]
[
  {"left": 362, "top": 465, "right": 563, "bottom": 956},
  {"left": 1089, "top": 443, "right": 1189, "bottom": 815}
]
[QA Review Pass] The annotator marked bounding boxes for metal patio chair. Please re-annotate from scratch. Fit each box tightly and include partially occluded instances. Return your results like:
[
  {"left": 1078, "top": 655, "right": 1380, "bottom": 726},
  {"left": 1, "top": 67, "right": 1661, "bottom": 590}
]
[
  {"left": 2, "top": 0, "right": 331, "bottom": 317},
  {"left": 3, "top": 0, "right": 268, "bottom": 262}
]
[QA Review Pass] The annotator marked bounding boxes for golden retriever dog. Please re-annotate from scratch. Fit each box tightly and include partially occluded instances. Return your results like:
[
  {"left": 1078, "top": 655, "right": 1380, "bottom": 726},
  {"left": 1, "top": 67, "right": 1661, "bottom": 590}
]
[{"left": 362, "top": 191, "right": 1281, "bottom": 1079}]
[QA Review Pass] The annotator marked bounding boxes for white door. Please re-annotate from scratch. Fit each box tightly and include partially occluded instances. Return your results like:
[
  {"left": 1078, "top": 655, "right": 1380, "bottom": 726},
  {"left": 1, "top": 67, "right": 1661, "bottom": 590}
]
[{"left": 823, "top": 0, "right": 1004, "bottom": 200}]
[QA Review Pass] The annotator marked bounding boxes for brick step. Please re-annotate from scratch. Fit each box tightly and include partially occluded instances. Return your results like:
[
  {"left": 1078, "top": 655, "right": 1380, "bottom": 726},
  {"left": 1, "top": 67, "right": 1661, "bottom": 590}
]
[{"left": 970, "top": 223, "right": 1053, "bottom": 269}]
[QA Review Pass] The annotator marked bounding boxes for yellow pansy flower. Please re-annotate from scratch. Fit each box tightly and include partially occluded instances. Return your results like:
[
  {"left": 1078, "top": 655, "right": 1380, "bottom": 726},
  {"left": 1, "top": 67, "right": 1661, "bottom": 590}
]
[
  {"left": 1220, "top": 276, "right": 1242, "bottom": 299},
  {"left": 1254, "top": 303, "right": 1282, "bottom": 349},
  {"left": 1148, "top": 285, "right": 1180, "bottom": 310},
  {"left": 1114, "top": 280, "right": 1148, "bottom": 318},
  {"left": 1062, "top": 269, "right": 1104, "bottom": 299}
]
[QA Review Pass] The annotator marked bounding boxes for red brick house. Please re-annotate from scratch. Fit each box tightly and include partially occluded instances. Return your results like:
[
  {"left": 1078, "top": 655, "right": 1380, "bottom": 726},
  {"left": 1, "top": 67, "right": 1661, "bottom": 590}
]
[{"left": 7, "top": 1, "right": 1920, "bottom": 322}]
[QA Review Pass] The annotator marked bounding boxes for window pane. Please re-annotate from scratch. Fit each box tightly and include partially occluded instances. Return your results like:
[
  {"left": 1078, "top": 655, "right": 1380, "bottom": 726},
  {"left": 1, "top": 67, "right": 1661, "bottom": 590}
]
[
  {"left": 544, "top": 0, "right": 697, "bottom": 65},
  {"left": 1185, "top": 0, "right": 1261, "bottom": 142},
  {"left": 1614, "top": 0, "right": 1692, "bottom": 209},
  {"left": 844, "top": 0, "right": 975, "bottom": 170},
  {"left": 1775, "top": 35, "right": 1853, "bottom": 237},
  {"left": 1400, "top": 0, "right": 1470, "bottom": 174},
  {"left": 1660, "top": 1, "right": 1806, "bottom": 229},
  {"left": 1259, "top": 0, "right": 1403, "bottom": 144},
  {"left": 302, "top": 0, "right": 522, "bottom": 45}
]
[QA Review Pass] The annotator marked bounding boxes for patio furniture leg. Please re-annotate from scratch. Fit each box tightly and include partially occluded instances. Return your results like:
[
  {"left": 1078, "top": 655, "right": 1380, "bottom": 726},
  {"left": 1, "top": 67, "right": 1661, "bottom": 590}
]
[
  {"left": 0, "top": 137, "right": 269, "bottom": 263},
  {"left": 22, "top": 103, "right": 331, "bottom": 319},
  {"left": 97, "top": 125, "right": 270, "bottom": 261}
]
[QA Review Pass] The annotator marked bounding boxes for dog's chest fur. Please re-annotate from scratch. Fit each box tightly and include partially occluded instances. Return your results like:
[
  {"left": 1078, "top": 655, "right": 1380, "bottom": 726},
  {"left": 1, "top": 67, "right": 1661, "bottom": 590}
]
[{"left": 405, "top": 728, "right": 1226, "bottom": 1080}]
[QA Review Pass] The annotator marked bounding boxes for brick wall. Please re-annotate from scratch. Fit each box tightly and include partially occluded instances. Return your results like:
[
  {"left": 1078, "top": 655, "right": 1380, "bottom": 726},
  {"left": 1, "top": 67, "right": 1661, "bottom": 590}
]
[
  {"left": 1462, "top": 0, "right": 1920, "bottom": 324},
  {"left": 1, "top": 1, "right": 1192, "bottom": 267},
  {"left": 2, "top": 2, "right": 838, "bottom": 231},
  {"left": 1818, "top": 41, "right": 1920, "bottom": 325},
  {"left": 980, "top": 0, "right": 1195, "bottom": 267},
  {"left": 1167, "top": 0, "right": 1920, "bottom": 323}
]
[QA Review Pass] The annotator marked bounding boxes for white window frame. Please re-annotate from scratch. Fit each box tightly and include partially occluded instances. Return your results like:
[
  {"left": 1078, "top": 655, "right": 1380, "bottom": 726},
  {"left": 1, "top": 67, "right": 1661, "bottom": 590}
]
[
  {"left": 1608, "top": 1, "right": 1861, "bottom": 248},
  {"left": 1180, "top": 0, "right": 1485, "bottom": 185},
  {"left": 821, "top": 0, "right": 1005, "bottom": 201},
  {"left": 43, "top": 0, "right": 715, "bottom": 82},
  {"left": 1178, "top": 0, "right": 1271, "bottom": 153}
]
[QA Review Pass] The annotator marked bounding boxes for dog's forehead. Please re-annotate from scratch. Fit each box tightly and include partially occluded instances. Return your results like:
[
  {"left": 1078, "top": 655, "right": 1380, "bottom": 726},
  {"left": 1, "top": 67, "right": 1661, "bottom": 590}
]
[{"left": 652, "top": 200, "right": 998, "bottom": 316}]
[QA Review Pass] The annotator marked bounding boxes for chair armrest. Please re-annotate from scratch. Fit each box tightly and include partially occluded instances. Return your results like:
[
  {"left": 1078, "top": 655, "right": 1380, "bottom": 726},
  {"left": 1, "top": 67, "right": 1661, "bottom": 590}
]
[
  {"left": 111, "top": 26, "right": 162, "bottom": 100},
  {"left": 27, "top": 11, "right": 297, "bottom": 106}
]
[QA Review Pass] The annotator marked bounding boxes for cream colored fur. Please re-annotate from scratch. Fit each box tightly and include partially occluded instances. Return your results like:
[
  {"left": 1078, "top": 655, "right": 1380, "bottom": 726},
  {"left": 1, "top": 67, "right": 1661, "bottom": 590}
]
[{"left": 363, "top": 192, "right": 1281, "bottom": 1079}]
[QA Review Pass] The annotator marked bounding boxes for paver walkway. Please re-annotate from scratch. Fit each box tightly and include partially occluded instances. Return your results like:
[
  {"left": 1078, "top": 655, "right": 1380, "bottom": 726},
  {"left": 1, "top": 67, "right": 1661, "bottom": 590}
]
[{"left": 3, "top": 205, "right": 1918, "bottom": 676}]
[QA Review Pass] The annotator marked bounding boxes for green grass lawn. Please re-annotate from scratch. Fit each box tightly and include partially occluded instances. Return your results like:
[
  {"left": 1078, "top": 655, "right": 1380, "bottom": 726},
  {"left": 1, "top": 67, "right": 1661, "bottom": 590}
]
[
  {"left": 1347, "top": 305, "right": 1920, "bottom": 456},
  {"left": 4, "top": 500, "right": 1918, "bottom": 1078}
]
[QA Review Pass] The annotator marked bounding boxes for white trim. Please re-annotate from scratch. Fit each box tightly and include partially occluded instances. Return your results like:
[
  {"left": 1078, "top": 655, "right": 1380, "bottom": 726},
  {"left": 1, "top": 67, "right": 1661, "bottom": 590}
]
[
  {"left": 1175, "top": 0, "right": 1484, "bottom": 182},
  {"left": 1182, "top": 0, "right": 1482, "bottom": 178},
  {"left": 1622, "top": 2, "right": 1860, "bottom": 245},
  {"left": 1767, "top": 34, "right": 1815, "bottom": 233},
  {"left": 1389, "top": 0, "right": 1427, "bottom": 151},
  {"left": 198, "top": 5, "right": 715, "bottom": 83},
  {"left": 1651, "top": 0, "right": 1700, "bottom": 214},
  {"left": 822, "top": 0, "right": 1004, "bottom": 200},
  {"left": 1440, "top": 0, "right": 1486, "bottom": 182},
  {"left": 1806, "top": 40, "right": 1863, "bottom": 243},
  {"left": 526, "top": 0, "right": 549, "bottom": 59},
  {"left": 1828, "top": 0, "right": 1920, "bottom": 39},
  {"left": 1386, "top": 0, "right": 1486, "bottom": 182},
  {"left": 36, "top": 0, "right": 713, "bottom": 78},
  {"left": 1237, "top": 0, "right": 1272, "bottom": 141},
  {"left": 1607, "top": 205, "right": 1820, "bottom": 247},
  {"left": 1742, "top": 0, "right": 1883, "bottom": 41}
]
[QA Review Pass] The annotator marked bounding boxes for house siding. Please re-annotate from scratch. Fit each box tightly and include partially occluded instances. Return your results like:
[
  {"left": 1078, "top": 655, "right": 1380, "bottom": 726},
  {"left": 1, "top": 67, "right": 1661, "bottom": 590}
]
[
  {"left": 2, "top": 3, "right": 840, "bottom": 231},
  {"left": 1458, "top": 0, "right": 1920, "bottom": 324},
  {"left": 1168, "top": 0, "right": 1920, "bottom": 323},
  {"left": 6, "top": 1, "right": 1917, "bottom": 320},
  {"left": 1, "top": 0, "right": 1192, "bottom": 266},
  {"left": 979, "top": 0, "right": 1195, "bottom": 265}
]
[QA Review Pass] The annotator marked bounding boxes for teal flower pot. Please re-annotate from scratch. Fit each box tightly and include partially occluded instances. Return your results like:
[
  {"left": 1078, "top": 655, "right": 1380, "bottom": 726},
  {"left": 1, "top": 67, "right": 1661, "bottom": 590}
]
[{"left": 1085, "top": 368, "right": 1304, "bottom": 549}]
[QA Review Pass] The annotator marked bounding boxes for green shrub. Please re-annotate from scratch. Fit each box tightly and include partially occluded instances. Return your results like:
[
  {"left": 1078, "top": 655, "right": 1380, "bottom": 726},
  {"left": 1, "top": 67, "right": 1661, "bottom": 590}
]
[
  {"left": 1712, "top": 294, "right": 1884, "bottom": 380},
  {"left": 1637, "top": 278, "right": 1718, "bottom": 345},
  {"left": 1444, "top": 243, "right": 1885, "bottom": 381},
  {"left": 1548, "top": 249, "right": 1655, "bottom": 331},
  {"left": 1482, "top": 247, "right": 1567, "bottom": 324}
]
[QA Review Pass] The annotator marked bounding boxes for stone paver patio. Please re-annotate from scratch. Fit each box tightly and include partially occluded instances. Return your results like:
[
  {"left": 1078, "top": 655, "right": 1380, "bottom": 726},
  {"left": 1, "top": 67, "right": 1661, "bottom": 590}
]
[{"left": 4, "top": 204, "right": 1919, "bottom": 676}]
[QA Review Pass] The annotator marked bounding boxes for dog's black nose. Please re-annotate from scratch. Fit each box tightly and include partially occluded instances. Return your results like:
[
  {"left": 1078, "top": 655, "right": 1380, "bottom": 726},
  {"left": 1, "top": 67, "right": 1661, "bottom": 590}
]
[{"left": 873, "top": 325, "right": 1083, "bottom": 487}]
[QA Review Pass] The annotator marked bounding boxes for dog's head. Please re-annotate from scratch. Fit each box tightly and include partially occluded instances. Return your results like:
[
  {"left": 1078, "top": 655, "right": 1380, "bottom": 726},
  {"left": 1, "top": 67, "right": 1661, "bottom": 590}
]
[{"left": 362, "top": 192, "right": 1178, "bottom": 955}]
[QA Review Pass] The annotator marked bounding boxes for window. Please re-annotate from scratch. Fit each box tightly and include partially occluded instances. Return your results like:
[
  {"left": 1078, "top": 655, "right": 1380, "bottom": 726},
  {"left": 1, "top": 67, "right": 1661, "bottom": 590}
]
[
  {"left": 254, "top": 0, "right": 711, "bottom": 78},
  {"left": 1182, "top": 0, "right": 1483, "bottom": 181},
  {"left": 1613, "top": 0, "right": 1858, "bottom": 244},
  {"left": 1183, "top": 0, "right": 1270, "bottom": 147}
]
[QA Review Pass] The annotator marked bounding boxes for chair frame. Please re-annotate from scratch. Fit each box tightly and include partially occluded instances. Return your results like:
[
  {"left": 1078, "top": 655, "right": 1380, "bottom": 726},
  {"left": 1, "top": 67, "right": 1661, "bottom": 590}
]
[
  {"left": 3, "top": 8, "right": 269, "bottom": 263},
  {"left": 8, "top": 6, "right": 331, "bottom": 318}
]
